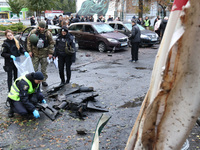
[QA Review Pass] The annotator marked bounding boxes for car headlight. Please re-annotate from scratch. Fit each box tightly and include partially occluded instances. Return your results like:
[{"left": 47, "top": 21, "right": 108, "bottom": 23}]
[
  {"left": 107, "top": 38, "right": 118, "bottom": 43},
  {"left": 141, "top": 34, "right": 151, "bottom": 40}
]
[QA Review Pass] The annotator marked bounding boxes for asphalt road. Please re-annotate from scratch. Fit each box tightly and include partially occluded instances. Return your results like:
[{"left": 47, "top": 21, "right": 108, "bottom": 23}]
[{"left": 0, "top": 43, "right": 199, "bottom": 149}]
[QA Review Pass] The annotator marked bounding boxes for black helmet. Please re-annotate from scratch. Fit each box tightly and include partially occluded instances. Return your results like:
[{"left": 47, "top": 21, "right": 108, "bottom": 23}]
[{"left": 29, "top": 34, "right": 39, "bottom": 44}]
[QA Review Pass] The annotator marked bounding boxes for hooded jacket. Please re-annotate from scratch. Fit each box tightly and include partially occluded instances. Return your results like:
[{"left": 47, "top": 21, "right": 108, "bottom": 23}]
[
  {"left": 54, "top": 26, "right": 75, "bottom": 57},
  {"left": 1, "top": 38, "right": 25, "bottom": 67}
]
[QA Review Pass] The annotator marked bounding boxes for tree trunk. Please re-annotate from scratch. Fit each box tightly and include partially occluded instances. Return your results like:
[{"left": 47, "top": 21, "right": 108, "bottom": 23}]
[
  {"left": 125, "top": 0, "right": 200, "bottom": 149},
  {"left": 138, "top": 0, "right": 143, "bottom": 18}
]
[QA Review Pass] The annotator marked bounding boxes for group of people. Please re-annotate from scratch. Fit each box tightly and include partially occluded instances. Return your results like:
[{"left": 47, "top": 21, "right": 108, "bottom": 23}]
[
  {"left": 136, "top": 15, "right": 168, "bottom": 39},
  {"left": 1, "top": 21, "right": 76, "bottom": 119},
  {"left": 35, "top": 14, "right": 121, "bottom": 28},
  {"left": 129, "top": 15, "right": 168, "bottom": 62}
]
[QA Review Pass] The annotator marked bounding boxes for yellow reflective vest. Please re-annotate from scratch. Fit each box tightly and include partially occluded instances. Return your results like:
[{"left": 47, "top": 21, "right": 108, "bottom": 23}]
[
  {"left": 8, "top": 75, "right": 39, "bottom": 101},
  {"left": 144, "top": 19, "right": 150, "bottom": 27}
]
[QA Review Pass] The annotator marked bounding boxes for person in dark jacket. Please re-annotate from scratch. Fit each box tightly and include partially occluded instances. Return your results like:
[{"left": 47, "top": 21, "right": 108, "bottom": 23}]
[
  {"left": 53, "top": 15, "right": 58, "bottom": 25},
  {"left": 160, "top": 16, "right": 168, "bottom": 39},
  {"left": 7, "top": 71, "right": 46, "bottom": 118},
  {"left": 129, "top": 19, "right": 141, "bottom": 62},
  {"left": 30, "top": 16, "right": 36, "bottom": 26},
  {"left": 54, "top": 26, "right": 76, "bottom": 85},
  {"left": 137, "top": 17, "right": 143, "bottom": 25},
  {"left": 1, "top": 29, "right": 29, "bottom": 91},
  {"left": 71, "top": 14, "right": 80, "bottom": 23}
]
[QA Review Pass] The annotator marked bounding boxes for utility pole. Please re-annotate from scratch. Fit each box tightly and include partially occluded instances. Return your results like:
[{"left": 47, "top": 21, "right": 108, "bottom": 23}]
[{"left": 121, "top": 0, "right": 125, "bottom": 21}]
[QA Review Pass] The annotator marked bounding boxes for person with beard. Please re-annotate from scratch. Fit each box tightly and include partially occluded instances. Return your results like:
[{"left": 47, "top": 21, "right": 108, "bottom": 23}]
[
  {"left": 1, "top": 30, "right": 29, "bottom": 91},
  {"left": 7, "top": 71, "right": 46, "bottom": 118},
  {"left": 54, "top": 26, "right": 76, "bottom": 85}
]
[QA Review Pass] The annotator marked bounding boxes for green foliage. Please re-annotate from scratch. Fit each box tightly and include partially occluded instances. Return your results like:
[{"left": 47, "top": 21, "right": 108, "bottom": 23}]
[
  {"left": 53, "top": 0, "right": 76, "bottom": 13},
  {"left": 6, "top": 0, "right": 24, "bottom": 17},
  {"left": 24, "top": 0, "right": 60, "bottom": 13},
  {"left": 0, "top": 23, "right": 26, "bottom": 33}
]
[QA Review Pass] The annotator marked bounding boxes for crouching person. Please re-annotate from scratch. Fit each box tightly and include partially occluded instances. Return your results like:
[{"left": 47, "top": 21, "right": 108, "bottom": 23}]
[{"left": 7, "top": 71, "right": 47, "bottom": 118}]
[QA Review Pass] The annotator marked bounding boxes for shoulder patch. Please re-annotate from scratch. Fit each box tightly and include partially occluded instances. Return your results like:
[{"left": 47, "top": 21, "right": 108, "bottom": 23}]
[{"left": 23, "top": 85, "right": 29, "bottom": 91}]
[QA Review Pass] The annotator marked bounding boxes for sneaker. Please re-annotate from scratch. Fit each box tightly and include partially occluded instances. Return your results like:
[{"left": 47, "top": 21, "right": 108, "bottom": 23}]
[
  {"left": 8, "top": 109, "right": 14, "bottom": 118},
  {"left": 129, "top": 60, "right": 133, "bottom": 62},
  {"left": 42, "top": 82, "right": 48, "bottom": 87}
]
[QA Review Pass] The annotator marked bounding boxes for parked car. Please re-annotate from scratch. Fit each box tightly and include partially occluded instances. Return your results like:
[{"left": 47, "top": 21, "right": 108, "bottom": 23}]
[
  {"left": 15, "top": 25, "right": 61, "bottom": 51},
  {"left": 15, "top": 25, "right": 78, "bottom": 51},
  {"left": 0, "top": 19, "right": 17, "bottom": 26},
  {"left": 68, "top": 22, "right": 128, "bottom": 52},
  {"left": 107, "top": 21, "right": 159, "bottom": 46}
]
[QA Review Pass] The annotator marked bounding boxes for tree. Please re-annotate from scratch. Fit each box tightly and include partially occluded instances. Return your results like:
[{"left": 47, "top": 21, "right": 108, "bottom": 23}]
[
  {"left": 24, "top": 0, "right": 59, "bottom": 19},
  {"left": 56, "top": 0, "right": 76, "bottom": 13},
  {"left": 6, "top": 0, "right": 24, "bottom": 20},
  {"left": 154, "top": 0, "right": 173, "bottom": 17},
  {"left": 126, "top": 0, "right": 151, "bottom": 18}
]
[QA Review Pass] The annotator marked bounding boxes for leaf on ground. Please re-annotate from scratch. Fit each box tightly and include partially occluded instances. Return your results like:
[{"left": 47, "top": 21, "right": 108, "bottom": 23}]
[{"left": 40, "top": 145, "right": 45, "bottom": 147}]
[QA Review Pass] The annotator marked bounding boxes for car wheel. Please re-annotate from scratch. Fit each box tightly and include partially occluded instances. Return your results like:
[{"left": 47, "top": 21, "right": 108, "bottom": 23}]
[{"left": 98, "top": 42, "right": 106, "bottom": 52}]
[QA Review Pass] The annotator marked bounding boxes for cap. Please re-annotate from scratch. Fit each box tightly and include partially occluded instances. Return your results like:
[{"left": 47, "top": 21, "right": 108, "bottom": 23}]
[
  {"left": 33, "top": 71, "right": 44, "bottom": 80},
  {"left": 38, "top": 21, "right": 46, "bottom": 28}
]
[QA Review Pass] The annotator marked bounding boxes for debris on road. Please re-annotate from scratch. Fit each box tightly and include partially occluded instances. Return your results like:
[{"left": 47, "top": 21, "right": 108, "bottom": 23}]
[{"left": 44, "top": 83, "right": 109, "bottom": 120}]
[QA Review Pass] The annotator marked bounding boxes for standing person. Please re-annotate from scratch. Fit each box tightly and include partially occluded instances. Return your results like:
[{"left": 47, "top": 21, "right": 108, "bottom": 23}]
[
  {"left": 154, "top": 17, "right": 161, "bottom": 37},
  {"left": 129, "top": 19, "right": 141, "bottom": 62},
  {"left": 115, "top": 16, "right": 121, "bottom": 21},
  {"left": 143, "top": 16, "right": 151, "bottom": 30},
  {"left": 137, "top": 17, "right": 143, "bottom": 25},
  {"left": 53, "top": 15, "right": 58, "bottom": 25},
  {"left": 80, "top": 16, "right": 85, "bottom": 22},
  {"left": 45, "top": 17, "right": 52, "bottom": 26},
  {"left": 58, "top": 15, "right": 63, "bottom": 27},
  {"left": 107, "top": 15, "right": 113, "bottom": 22},
  {"left": 30, "top": 16, "right": 36, "bottom": 26},
  {"left": 54, "top": 26, "right": 76, "bottom": 85},
  {"left": 27, "top": 21, "right": 55, "bottom": 87},
  {"left": 1, "top": 29, "right": 29, "bottom": 91},
  {"left": 89, "top": 15, "right": 94, "bottom": 22},
  {"left": 154, "top": 15, "right": 160, "bottom": 26},
  {"left": 97, "top": 15, "right": 103, "bottom": 22},
  {"left": 71, "top": 14, "right": 80, "bottom": 23},
  {"left": 7, "top": 71, "right": 46, "bottom": 118},
  {"left": 160, "top": 16, "right": 168, "bottom": 39}
]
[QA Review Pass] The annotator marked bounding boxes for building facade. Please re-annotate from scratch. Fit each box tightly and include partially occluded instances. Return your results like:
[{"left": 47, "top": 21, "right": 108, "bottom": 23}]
[{"left": 0, "top": 0, "right": 28, "bottom": 19}]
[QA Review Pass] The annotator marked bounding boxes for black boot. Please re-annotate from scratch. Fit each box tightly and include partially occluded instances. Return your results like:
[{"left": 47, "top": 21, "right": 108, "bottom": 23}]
[
  {"left": 7, "top": 98, "right": 14, "bottom": 118},
  {"left": 8, "top": 108, "right": 14, "bottom": 118}
]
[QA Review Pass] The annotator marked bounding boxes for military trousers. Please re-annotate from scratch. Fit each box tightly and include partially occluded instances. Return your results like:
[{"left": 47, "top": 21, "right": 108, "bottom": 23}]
[{"left": 32, "top": 57, "right": 48, "bottom": 81}]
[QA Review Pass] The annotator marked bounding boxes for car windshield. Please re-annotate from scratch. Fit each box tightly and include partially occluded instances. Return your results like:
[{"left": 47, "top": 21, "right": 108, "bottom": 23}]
[
  {"left": 124, "top": 23, "right": 146, "bottom": 31},
  {"left": 137, "top": 24, "right": 146, "bottom": 30},
  {"left": 93, "top": 24, "right": 114, "bottom": 33}
]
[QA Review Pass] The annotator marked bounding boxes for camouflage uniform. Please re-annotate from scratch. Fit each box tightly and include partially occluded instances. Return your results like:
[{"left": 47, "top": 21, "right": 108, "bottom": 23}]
[{"left": 27, "top": 28, "right": 54, "bottom": 82}]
